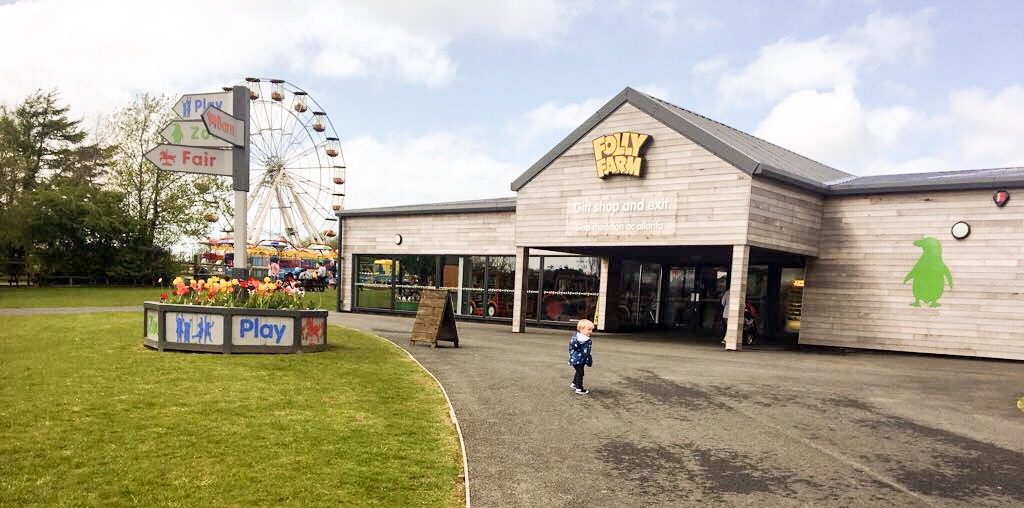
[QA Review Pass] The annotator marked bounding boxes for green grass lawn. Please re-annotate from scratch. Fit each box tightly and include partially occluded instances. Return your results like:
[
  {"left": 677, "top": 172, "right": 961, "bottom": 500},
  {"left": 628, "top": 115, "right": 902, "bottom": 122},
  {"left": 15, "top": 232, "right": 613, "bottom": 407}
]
[
  {"left": 0, "top": 286, "right": 339, "bottom": 310},
  {"left": 0, "top": 313, "right": 462, "bottom": 507}
]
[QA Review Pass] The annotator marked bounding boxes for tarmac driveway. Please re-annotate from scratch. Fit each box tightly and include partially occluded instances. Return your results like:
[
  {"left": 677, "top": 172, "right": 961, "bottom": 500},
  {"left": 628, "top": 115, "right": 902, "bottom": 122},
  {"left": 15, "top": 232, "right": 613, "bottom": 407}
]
[{"left": 329, "top": 313, "right": 1024, "bottom": 507}]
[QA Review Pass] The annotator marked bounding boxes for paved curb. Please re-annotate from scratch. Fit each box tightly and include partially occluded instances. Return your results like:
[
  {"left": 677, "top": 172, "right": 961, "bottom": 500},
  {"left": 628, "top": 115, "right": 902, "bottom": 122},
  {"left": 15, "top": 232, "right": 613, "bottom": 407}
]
[
  {"left": 0, "top": 305, "right": 141, "bottom": 315},
  {"left": 362, "top": 330, "right": 471, "bottom": 508}
]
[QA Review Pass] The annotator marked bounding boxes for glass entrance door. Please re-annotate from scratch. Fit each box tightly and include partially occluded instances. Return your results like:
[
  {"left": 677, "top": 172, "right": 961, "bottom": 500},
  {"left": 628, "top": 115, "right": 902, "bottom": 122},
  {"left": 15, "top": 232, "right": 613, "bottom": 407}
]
[{"left": 618, "top": 261, "right": 663, "bottom": 328}]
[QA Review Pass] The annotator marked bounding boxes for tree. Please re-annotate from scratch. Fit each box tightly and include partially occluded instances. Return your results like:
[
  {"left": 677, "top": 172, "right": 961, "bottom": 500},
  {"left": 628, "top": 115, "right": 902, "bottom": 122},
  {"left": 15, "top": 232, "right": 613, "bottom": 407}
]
[
  {"left": 0, "top": 90, "right": 106, "bottom": 207},
  {"left": 102, "top": 93, "right": 232, "bottom": 248}
]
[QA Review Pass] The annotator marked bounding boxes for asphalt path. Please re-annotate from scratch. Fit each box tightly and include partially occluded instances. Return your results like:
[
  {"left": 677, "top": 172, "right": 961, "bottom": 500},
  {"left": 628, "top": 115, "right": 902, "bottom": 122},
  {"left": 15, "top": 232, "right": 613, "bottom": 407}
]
[
  {"left": 8, "top": 307, "right": 1021, "bottom": 507},
  {"left": 330, "top": 312, "right": 1024, "bottom": 508}
]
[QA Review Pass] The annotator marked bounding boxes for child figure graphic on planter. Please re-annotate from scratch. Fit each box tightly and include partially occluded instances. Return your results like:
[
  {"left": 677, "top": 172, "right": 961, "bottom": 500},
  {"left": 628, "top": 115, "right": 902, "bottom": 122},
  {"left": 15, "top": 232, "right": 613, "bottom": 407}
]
[{"left": 569, "top": 319, "right": 595, "bottom": 395}]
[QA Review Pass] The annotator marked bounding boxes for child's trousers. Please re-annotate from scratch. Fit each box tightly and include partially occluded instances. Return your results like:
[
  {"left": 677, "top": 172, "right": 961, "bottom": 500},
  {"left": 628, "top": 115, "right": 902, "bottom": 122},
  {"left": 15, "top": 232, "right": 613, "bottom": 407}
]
[{"left": 572, "top": 364, "right": 585, "bottom": 389}]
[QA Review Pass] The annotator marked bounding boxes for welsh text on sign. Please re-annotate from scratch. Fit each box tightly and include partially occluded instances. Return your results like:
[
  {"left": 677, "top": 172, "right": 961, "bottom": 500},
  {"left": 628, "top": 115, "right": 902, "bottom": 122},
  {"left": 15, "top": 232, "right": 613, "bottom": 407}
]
[
  {"left": 144, "top": 144, "right": 233, "bottom": 176},
  {"left": 201, "top": 107, "right": 246, "bottom": 148},
  {"left": 174, "top": 92, "right": 233, "bottom": 120},
  {"left": 159, "top": 120, "right": 230, "bottom": 148}
]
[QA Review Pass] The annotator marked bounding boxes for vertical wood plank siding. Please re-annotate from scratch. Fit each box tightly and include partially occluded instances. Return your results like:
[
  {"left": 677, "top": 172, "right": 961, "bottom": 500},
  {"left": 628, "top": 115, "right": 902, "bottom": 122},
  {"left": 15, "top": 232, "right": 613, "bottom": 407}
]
[
  {"left": 339, "top": 211, "right": 516, "bottom": 310},
  {"left": 514, "top": 103, "right": 753, "bottom": 247},
  {"left": 801, "top": 189, "right": 1024, "bottom": 360}
]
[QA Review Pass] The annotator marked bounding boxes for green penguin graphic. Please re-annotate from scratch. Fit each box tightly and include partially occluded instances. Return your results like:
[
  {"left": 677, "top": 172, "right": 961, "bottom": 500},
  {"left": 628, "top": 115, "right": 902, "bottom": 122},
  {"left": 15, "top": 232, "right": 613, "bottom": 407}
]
[{"left": 903, "top": 237, "right": 953, "bottom": 307}]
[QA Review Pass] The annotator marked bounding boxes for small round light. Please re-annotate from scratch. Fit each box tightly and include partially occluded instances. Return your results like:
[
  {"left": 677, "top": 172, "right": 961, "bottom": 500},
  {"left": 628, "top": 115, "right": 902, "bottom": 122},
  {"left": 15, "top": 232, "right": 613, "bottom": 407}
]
[
  {"left": 394, "top": 234, "right": 403, "bottom": 245},
  {"left": 951, "top": 221, "right": 970, "bottom": 240}
]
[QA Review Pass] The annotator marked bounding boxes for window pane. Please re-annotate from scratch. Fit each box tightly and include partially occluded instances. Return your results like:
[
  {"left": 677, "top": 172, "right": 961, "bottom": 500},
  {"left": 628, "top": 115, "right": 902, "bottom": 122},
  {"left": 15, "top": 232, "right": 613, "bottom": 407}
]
[
  {"left": 526, "top": 256, "right": 540, "bottom": 320},
  {"left": 485, "top": 256, "right": 515, "bottom": 318},
  {"left": 460, "top": 256, "right": 487, "bottom": 317},
  {"left": 440, "top": 255, "right": 461, "bottom": 312},
  {"left": 541, "top": 256, "right": 600, "bottom": 322},
  {"left": 355, "top": 255, "right": 392, "bottom": 309},
  {"left": 394, "top": 255, "right": 437, "bottom": 312}
]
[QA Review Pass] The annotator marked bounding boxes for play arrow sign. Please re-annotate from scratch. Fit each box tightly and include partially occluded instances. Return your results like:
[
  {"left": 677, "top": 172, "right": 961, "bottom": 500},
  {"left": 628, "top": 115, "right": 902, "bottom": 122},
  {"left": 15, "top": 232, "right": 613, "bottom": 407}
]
[
  {"left": 144, "top": 144, "right": 232, "bottom": 176},
  {"left": 159, "top": 120, "right": 231, "bottom": 148},
  {"left": 173, "top": 91, "right": 232, "bottom": 120},
  {"left": 202, "top": 107, "right": 246, "bottom": 148}
]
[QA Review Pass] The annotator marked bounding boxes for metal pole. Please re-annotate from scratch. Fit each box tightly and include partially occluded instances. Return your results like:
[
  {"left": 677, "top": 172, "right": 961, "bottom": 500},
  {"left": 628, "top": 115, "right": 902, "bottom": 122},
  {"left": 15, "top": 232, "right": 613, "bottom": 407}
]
[{"left": 232, "top": 85, "right": 250, "bottom": 280}]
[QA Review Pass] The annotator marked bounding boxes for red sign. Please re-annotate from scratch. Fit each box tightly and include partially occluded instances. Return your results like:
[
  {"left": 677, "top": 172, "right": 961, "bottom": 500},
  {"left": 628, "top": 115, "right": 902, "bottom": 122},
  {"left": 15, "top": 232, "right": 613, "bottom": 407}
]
[{"left": 993, "top": 190, "right": 1010, "bottom": 207}]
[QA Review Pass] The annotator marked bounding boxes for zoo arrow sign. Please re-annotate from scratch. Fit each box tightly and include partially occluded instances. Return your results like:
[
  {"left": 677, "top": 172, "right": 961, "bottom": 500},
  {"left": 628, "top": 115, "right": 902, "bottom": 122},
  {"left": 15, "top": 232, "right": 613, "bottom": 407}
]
[
  {"left": 144, "top": 144, "right": 233, "bottom": 176},
  {"left": 159, "top": 120, "right": 230, "bottom": 148},
  {"left": 202, "top": 107, "right": 246, "bottom": 148}
]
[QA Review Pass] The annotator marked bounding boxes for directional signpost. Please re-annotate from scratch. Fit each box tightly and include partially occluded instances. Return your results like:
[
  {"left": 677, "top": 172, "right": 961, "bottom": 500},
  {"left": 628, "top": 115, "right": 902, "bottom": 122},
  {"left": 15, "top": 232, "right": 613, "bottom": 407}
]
[
  {"left": 202, "top": 107, "right": 246, "bottom": 148},
  {"left": 146, "top": 86, "right": 250, "bottom": 278},
  {"left": 173, "top": 91, "right": 232, "bottom": 120},
  {"left": 144, "top": 145, "right": 233, "bottom": 176},
  {"left": 159, "top": 120, "right": 230, "bottom": 148}
]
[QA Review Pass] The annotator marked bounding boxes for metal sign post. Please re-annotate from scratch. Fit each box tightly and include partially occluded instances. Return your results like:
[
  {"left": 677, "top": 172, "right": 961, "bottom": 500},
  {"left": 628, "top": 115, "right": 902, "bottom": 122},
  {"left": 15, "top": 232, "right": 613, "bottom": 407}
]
[
  {"left": 230, "top": 86, "right": 250, "bottom": 280},
  {"left": 146, "top": 85, "right": 251, "bottom": 280}
]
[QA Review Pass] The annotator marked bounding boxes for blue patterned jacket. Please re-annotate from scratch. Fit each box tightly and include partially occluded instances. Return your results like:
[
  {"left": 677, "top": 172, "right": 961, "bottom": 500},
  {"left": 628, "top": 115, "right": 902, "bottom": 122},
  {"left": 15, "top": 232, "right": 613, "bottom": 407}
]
[{"left": 568, "top": 332, "right": 593, "bottom": 367}]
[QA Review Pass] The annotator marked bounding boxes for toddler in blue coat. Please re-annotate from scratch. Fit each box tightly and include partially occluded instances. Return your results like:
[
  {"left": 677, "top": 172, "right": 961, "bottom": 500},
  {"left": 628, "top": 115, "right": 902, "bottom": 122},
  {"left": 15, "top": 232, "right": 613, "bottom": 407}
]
[{"left": 568, "top": 319, "right": 595, "bottom": 395}]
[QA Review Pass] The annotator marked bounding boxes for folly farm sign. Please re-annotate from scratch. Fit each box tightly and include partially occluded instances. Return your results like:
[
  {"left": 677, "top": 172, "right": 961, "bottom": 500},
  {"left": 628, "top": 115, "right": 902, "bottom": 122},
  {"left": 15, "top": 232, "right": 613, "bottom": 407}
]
[{"left": 593, "top": 131, "right": 650, "bottom": 178}]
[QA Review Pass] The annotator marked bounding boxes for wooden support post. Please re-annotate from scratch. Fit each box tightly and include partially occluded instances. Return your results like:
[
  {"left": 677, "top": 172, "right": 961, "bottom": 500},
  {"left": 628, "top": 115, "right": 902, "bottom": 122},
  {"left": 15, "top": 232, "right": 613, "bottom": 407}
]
[
  {"left": 725, "top": 244, "right": 750, "bottom": 351},
  {"left": 596, "top": 256, "right": 609, "bottom": 331}
]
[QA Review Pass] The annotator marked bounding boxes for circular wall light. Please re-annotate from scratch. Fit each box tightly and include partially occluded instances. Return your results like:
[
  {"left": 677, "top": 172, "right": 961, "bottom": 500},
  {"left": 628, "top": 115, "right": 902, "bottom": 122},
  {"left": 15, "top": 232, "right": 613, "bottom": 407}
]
[
  {"left": 394, "top": 234, "right": 403, "bottom": 245},
  {"left": 951, "top": 221, "right": 971, "bottom": 240}
]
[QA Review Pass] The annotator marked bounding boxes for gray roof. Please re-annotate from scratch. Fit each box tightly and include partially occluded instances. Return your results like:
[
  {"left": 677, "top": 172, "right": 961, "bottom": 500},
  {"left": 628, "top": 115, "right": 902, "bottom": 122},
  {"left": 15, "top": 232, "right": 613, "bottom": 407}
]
[
  {"left": 510, "top": 87, "right": 852, "bottom": 192},
  {"left": 827, "top": 167, "right": 1024, "bottom": 195},
  {"left": 337, "top": 197, "right": 516, "bottom": 218}
]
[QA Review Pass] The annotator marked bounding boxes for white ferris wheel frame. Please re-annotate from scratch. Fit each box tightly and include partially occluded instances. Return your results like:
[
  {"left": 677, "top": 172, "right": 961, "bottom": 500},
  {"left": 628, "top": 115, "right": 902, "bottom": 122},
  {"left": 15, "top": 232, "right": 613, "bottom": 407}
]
[{"left": 238, "top": 78, "right": 345, "bottom": 248}]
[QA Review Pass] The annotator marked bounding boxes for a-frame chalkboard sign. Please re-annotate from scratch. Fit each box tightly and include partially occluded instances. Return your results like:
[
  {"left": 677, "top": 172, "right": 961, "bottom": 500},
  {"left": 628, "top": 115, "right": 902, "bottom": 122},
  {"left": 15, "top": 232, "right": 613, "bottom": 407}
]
[{"left": 410, "top": 289, "right": 459, "bottom": 348}]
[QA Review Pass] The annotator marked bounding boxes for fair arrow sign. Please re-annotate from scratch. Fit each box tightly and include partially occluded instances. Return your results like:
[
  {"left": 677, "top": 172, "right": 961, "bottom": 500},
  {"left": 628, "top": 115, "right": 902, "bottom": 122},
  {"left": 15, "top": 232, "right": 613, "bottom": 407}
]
[
  {"left": 202, "top": 107, "right": 246, "bottom": 148},
  {"left": 159, "top": 120, "right": 230, "bottom": 148},
  {"left": 144, "top": 144, "right": 233, "bottom": 176},
  {"left": 173, "top": 91, "right": 232, "bottom": 120}
]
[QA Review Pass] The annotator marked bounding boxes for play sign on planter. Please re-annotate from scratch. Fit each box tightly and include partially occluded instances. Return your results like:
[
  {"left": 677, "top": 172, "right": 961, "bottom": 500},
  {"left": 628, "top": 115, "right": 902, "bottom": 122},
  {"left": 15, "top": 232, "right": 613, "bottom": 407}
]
[
  {"left": 160, "top": 120, "right": 230, "bottom": 148},
  {"left": 144, "top": 144, "right": 233, "bottom": 176},
  {"left": 202, "top": 107, "right": 246, "bottom": 148}
]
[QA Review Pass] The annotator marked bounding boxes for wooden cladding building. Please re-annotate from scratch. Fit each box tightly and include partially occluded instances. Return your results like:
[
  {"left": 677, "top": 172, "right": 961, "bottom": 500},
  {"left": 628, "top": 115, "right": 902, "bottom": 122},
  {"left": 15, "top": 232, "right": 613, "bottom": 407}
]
[{"left": 338, "top": 87, "right": 1024, "bottom": 361}]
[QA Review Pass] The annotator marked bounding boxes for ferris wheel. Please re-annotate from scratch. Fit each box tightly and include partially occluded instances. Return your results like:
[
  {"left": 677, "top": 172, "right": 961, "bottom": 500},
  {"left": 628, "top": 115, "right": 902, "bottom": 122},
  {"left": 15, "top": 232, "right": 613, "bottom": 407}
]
[{"left": 237, "top": 78, "right": 345, "bottom": 248}]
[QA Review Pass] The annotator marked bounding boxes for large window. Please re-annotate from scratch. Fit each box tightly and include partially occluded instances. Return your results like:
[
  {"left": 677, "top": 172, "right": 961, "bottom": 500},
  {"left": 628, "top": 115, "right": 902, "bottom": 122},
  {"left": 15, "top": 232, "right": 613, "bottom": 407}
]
[
  {"left": 355, "top": 254, "right": 518, "bottom": 320},
  {"left": 394, "top": 255, "right": 437, "bottom": 312},
  {"left": 525, "top": 257, "right": 540, "bottom": 320},
  {"left": 355, "top": 255, "right": 393, "bottom": 309},
  {"left": 486, "top": 256, "right": 515, "bottom": 318},
  {"left": 538, "top": 256, "right": 600, "bottom": 323},
  {"left": 459, "top": 256, "right": 487, "bottom": 317}
]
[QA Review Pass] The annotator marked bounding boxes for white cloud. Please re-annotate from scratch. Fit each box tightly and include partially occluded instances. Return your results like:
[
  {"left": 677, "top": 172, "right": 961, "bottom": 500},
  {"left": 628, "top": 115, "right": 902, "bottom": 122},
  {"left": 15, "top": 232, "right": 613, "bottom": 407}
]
[
  {"left": 754, "top": 84, "right": 1024, "bottom": 176},
  {"left": 643, "top": 1, "right": 678, "bottom": 36},
  {"left": 692, "top": 55, "right": 730, "bottom": 76},
  {"left": 0, "top": 0, "right": 583, "bottom": 120},
  {"left": 508, "top": 98, "right": 604, "bottom": 144},
  {"left": 947, "top": 85, "right": 1024, "bottom": 167},
  {"left": 634, "top": 84, "right": 674, "bottom": 101},
  {"left": 712, "top": 9, "right": 933, "bottom": 107},
  {"left": 343, "top": 131, "right": 517, "bottom": 209},
  {"left": 755, "top": 87, "right": 874, "bottom": 168},
  {"left": 641, "top": 1, "right": 719, "bottom": 37}
]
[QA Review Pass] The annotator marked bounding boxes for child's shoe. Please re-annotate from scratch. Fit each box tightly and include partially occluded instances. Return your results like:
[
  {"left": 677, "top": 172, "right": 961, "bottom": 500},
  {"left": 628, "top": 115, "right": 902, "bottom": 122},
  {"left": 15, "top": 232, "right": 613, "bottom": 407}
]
[{"left": 574, "top": 388, "right": 589, "bottom": 395}]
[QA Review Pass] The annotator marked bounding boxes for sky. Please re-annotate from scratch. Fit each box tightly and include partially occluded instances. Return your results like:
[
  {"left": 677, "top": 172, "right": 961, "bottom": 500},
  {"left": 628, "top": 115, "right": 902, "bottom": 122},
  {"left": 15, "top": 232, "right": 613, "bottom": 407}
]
[{"left": 3, "top": 0, "right": 1024, "bottom": 209}]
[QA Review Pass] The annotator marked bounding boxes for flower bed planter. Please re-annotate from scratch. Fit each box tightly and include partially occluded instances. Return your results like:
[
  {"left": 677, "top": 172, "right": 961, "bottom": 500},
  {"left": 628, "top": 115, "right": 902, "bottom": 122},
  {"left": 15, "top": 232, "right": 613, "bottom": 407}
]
[{"left": 143, "top": 302, "right": 327, "bottom": 354}]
